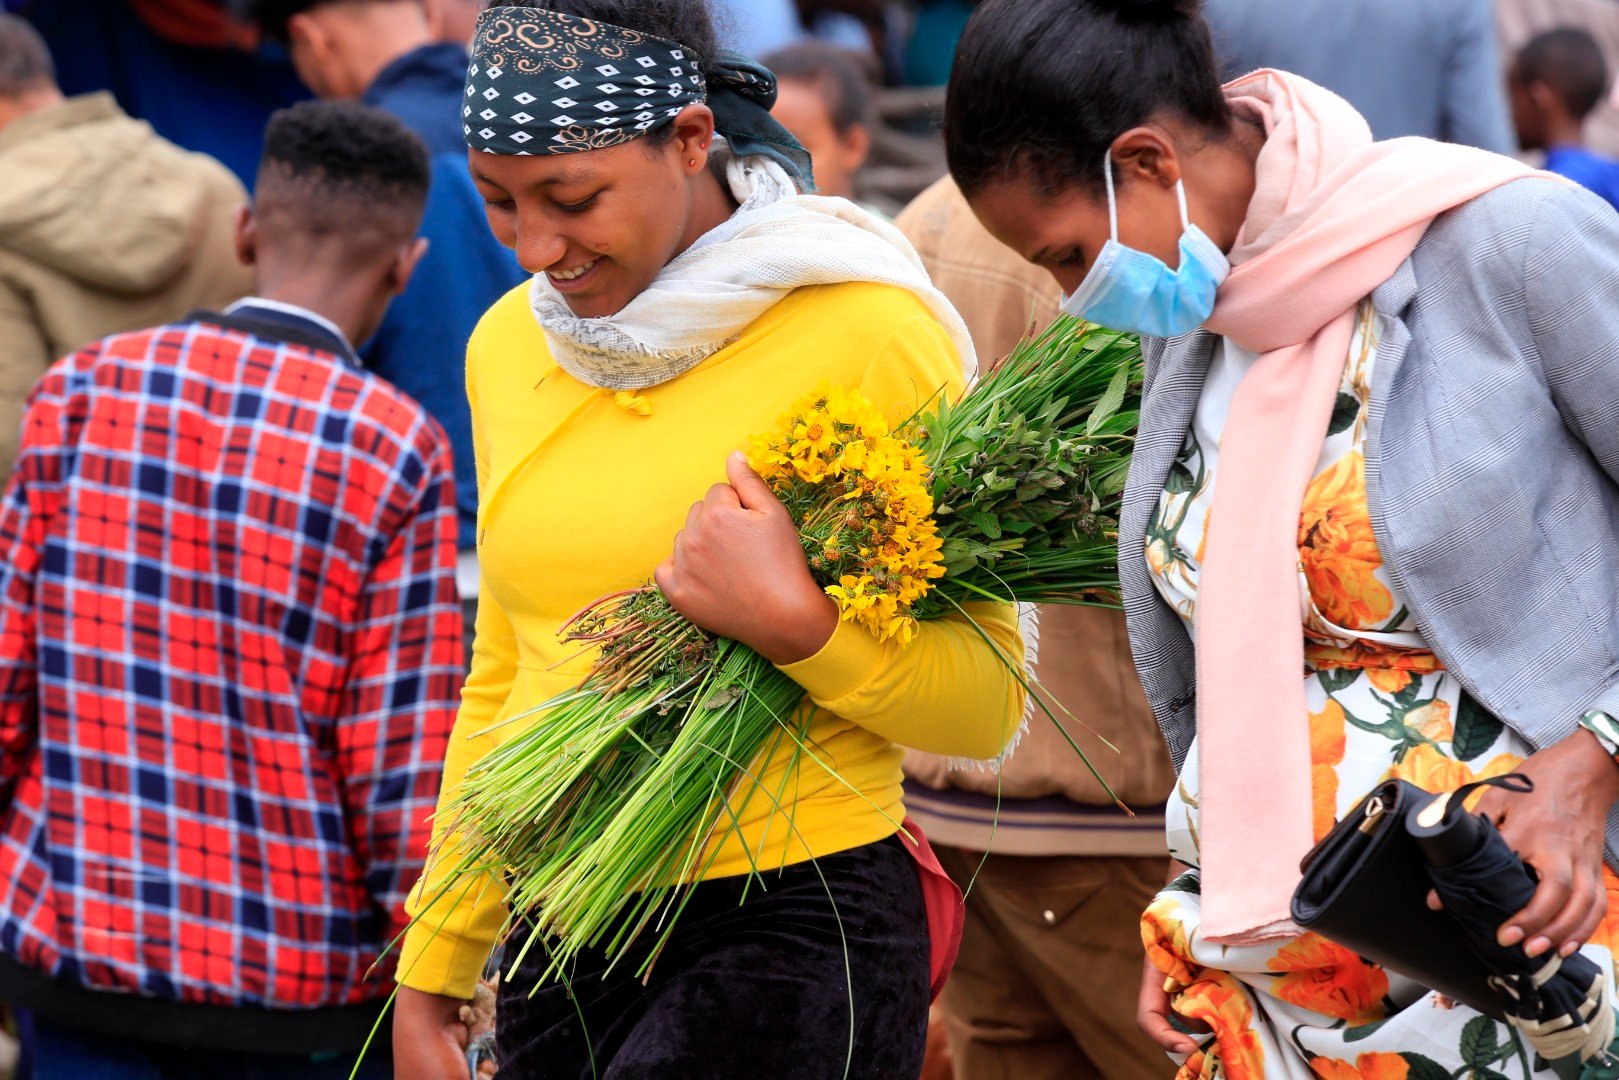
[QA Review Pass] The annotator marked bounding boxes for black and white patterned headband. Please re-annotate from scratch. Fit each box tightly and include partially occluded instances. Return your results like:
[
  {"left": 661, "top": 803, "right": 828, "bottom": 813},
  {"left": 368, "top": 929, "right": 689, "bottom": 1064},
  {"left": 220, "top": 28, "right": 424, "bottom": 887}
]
[{"left": 465, "top": 5, "right": 815, "bottom": 187}]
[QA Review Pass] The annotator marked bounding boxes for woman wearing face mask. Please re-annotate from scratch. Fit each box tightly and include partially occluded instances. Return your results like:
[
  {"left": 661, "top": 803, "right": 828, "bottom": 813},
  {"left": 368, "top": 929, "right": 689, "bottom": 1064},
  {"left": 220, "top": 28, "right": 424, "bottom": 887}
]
[
  {"left": 390, "top": 2, "right": 1025, "bottom": 1078},
  {"left": 947, "top": 0, "right": 1619, "bottom": 1074}
]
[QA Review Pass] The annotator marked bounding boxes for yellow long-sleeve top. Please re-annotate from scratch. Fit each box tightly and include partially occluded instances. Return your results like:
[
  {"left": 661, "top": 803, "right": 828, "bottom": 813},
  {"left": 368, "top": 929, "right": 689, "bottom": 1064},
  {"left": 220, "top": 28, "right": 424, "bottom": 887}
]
[{"left": 399, "top": 280, "right": 1025, "bottom": 998}]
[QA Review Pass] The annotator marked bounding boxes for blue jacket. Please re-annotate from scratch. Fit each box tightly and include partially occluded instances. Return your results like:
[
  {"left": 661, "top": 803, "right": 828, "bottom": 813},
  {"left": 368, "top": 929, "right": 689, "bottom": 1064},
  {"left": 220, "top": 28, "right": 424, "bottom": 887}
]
[
  {"left": 1545, "top": 146, "right": 1619, "bottom": 212},
  {"left": 362, "top": 43, "right": 470, "bottom": 158},
  {"left": 1204, "top": 0, "right": 1515, "bottom": 153},
  {"left": 363, "top": 43, "right": 525, "bottom": 550},
  {"left": 363, "top": 157, "right": 523, "bottom": 550}
]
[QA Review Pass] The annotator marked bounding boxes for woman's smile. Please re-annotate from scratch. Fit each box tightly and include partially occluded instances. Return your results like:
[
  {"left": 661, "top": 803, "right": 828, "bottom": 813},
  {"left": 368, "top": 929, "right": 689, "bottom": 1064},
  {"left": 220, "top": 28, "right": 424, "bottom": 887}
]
[{"left": 546, "top": 256, "right": 604, "bottom": 292}]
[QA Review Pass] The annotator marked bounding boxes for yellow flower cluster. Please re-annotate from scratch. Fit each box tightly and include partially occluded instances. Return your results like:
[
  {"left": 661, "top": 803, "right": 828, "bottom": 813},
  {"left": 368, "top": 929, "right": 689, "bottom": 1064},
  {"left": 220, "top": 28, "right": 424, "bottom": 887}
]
[{"left": 750, "top": 386, "right": 946, "bottom": 645}]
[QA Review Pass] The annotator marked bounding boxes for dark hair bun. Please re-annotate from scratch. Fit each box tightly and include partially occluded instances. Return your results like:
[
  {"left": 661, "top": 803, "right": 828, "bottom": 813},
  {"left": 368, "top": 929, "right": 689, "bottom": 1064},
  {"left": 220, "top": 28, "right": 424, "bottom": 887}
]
[
  {"left": 945, "top": 0, "right": 1229, "bottom": 198},
  {"left": 1089, "top": 0, "right": 1201, "bottom": 22}
]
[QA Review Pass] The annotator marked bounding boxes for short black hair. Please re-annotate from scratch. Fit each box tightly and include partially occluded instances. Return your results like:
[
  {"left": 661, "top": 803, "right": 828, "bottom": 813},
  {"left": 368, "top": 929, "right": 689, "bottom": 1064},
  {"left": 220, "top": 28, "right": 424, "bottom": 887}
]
[
  {"left": 763, "top": 42, "right": 875, "bottom": 134},
  {"left": 255, "top": 100, "right": 430, "bottom": 245},
  {"left": 0, "top": 14, "right": 56, "bottom": 97},
  {"left": 1517, "top": 28, "right": 1610, "bottom": 120},
  {"left": 944, "top": 0, "right": 1230, "bottom": 199}
]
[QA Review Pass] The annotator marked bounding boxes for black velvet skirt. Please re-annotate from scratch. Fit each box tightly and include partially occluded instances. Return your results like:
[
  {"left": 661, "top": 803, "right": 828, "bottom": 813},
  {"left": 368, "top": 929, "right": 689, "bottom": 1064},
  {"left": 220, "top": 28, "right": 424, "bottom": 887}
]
[{"left": 495, "top": 835, "right": 931, "bottom": 1079}]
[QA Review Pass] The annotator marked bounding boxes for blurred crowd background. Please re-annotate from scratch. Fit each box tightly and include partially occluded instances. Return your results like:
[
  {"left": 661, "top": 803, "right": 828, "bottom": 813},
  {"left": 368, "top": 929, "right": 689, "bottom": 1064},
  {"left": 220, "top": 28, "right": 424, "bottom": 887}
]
[
  {"left": 6, "top": 0, "right": 1617, "bottom": 213},
  {"left": 1, "top": 0, "right": 1617, "bottom": 1078}
]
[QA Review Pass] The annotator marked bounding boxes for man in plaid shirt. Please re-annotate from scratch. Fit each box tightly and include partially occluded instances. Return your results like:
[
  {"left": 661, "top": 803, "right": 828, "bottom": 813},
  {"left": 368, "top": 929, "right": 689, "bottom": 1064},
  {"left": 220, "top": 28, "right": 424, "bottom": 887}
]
[{"left": 0, "top": 100, "right": 462, "bottom": 1076}]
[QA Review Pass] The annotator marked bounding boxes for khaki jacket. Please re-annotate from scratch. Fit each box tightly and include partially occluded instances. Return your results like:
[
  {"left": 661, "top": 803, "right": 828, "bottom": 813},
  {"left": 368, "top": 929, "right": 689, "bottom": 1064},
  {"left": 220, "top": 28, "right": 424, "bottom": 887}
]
[
  {"left": 895, "top": 177, "right": 1174, "bottom": 851},
  {"left": 0, "top": 94, "right": 252, "bottom": 479}
]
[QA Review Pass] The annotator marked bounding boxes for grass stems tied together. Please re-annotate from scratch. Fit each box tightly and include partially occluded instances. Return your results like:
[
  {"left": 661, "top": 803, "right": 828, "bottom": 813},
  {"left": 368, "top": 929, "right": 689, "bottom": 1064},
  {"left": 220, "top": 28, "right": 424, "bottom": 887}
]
[{"left": 428, "top": 318, "right": 1144, "bottom": 992}]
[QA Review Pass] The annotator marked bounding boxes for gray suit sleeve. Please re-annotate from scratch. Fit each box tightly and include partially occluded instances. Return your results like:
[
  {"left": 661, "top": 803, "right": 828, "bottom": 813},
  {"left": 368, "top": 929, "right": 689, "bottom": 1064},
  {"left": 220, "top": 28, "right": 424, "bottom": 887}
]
[
  {"left": 1525, "top": 184, "right": 1619, "bottom": 489},
  {"left": 1440, "top": 0, "right": 1516, "bottom": 153}
]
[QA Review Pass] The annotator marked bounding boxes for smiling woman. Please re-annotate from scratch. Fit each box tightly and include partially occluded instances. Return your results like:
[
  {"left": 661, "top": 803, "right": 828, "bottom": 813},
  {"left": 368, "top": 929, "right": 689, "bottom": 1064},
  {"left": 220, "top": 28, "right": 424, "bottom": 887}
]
[
  {"left": 392, "top": 3, "right": 1023, "bottom": 1079},
  {"left": 470, "top": 141, "right": 726, "bottom": 317}
]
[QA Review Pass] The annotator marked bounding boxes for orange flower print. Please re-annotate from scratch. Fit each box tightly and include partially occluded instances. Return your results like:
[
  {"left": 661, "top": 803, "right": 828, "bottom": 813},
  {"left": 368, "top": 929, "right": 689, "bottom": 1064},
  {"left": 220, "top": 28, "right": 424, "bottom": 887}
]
[
  {"left": 1141, "top": 895, "right": 1201, "bottom": 988},
  {"left": 1587, "top": 868, "right": 1619, "bottom": 955},
  {"left": 1386, "top": 743, "right": 1472, "bottom": 793},
  {"left": 1462, "top": 752, "right": 1525, "bottom": 809},
  {"left": 1404, "top": 699, "right": 1453, "bottom": 744},
  {"left": 1179, "top": 1050, "right": 1214, "bottom": 1080},
  {"left": 1311, "top": 699, "right": 1348, "bottom": 763},
  {"left": 1306, "top": 645, "right": 1443, "bottom": 682},
  {"left": 1176, "top": 974, "right": 1266, "bottom": 1080},
  {"left": 1311, "top": 1052, "right": 1410, "bottom": 1080},
  {"left": 1298, "top": 452, "right": 1394, "bottom": 631},
  {"left": 1387, "top": 745, "right": 1524, "bottom": 797},
  {"left": 1266, "top": 932, "right": 1389, "bottom": 1024},
  {"left": 1367, "top": 667, "right": 1412, "bottom": 694},
  {"left": 1146, "top": 535, "right": 1174, "bottom": 580},
  {"left": 1310, "top": 699, "right": 1348, "bottom": 841}
]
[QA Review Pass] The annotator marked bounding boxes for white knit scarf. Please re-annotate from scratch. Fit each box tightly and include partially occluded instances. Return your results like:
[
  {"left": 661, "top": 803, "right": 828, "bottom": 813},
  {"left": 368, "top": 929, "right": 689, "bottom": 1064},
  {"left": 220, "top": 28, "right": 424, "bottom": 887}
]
[{"left": 528, "top": 153, "right": 977, "bottom": 389}]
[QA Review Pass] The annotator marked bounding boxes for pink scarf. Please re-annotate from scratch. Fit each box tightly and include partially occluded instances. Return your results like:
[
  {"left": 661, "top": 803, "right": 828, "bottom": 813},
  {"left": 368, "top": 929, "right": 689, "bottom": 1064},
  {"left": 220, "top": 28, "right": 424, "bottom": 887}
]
[{"left": 1195, "top": 70, "right": 1548, "bottom": 943}]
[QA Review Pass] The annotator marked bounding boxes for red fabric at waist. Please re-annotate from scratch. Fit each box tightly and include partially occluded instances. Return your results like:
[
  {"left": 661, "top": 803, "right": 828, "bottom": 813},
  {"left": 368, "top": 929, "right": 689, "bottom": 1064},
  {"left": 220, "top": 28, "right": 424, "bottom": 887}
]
[{"left": 894, "top": 816, "right": 963, "bottom": 1001}]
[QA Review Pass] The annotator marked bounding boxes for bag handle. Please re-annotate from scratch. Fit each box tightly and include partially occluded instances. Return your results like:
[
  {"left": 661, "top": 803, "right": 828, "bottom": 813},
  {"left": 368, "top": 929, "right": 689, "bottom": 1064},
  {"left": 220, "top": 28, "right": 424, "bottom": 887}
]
[{"left": 1421, "top": 773, "right": 1533, "bottom": 830}]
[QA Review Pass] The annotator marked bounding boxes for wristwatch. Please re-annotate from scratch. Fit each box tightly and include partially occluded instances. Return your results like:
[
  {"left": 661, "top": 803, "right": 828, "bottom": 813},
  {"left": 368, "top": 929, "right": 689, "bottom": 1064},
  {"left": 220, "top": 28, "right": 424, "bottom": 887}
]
[{"left": 1577, "top": 710, "right": 1619, "bottom": 759}]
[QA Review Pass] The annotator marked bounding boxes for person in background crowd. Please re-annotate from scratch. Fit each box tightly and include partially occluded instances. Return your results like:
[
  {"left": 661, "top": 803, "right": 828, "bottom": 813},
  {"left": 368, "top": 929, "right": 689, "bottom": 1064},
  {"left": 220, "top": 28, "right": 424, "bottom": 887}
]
[
  {"left": 903, "top": 0, "right": 974, "bottom": 86},
  {"left": 712, "top": 0, "right": 877, "bottom": 61},
  {"left": 897, "top": 175, "right": 1175, "bottom": 1080},
  {"left": 254, "top": 0, "right": 526, "bottom": 599},
  {"left": 24, "top": 0, "right": 309, "bottom": 187},
  {"left": 426, "top": 0, "right": 482, "bottom": 45},
  {"left": 763, "top": 41, "right": 872, "bottom": 200},
  {"left": 1511, "top": 27, "right": 1619, "bottom": 209},
  {"left": 1202, "top": 0, "right": 1515, "bottom": 151},
  {"left": 0, "top": 99, "right": 462, "bottom": 1078},
  {"left": 258, "top": 0, "right": 463, "bottom": 152},
  {"left": 0, "top": 14, "right": 251, "bottom": 485},
  {"left": 1497, "top": 0, "right": 1619, "bottom": 157}
]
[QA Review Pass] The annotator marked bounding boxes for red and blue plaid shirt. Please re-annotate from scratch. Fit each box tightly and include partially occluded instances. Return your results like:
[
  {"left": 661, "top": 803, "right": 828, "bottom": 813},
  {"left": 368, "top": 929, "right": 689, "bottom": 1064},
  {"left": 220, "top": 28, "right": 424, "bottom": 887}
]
[{"left": 0, "top": 307, "right": 462, "bottom": 1010}]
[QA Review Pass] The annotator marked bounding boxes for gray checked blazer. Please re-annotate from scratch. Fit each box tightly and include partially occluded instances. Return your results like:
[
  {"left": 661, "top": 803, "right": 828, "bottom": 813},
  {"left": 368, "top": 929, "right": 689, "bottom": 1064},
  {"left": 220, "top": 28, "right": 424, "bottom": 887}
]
[{"left": 1120, "top": 177, "right": 1619, "bottom": 857}]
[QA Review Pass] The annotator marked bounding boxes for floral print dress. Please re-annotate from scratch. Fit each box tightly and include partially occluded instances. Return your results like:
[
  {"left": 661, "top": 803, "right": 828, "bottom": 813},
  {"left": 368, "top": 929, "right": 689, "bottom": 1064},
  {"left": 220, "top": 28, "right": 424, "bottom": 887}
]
[{"left": 1143, "top": 304, "right": 1619, "bottom": 1080}]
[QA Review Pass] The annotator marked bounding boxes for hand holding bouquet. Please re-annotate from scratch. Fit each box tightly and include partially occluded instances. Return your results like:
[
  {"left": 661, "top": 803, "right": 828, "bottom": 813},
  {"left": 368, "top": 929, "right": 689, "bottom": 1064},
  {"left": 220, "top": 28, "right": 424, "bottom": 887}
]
[{"left": 417, "top": 318, "right": 1143, "bottom": 988}]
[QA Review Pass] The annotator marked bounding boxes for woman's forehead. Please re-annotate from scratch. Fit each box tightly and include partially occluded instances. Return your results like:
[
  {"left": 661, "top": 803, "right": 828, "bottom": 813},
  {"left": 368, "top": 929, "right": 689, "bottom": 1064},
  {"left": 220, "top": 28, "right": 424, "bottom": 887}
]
[{"left": 468, "top": 147, "right": 620, "bottom": 188}]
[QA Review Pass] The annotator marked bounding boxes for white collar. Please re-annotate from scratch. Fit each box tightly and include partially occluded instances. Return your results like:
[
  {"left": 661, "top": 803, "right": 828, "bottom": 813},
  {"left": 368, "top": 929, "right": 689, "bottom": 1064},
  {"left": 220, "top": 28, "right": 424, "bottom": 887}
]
[{"left": 225, "top": 297, "right": 353, "bottom": 352}]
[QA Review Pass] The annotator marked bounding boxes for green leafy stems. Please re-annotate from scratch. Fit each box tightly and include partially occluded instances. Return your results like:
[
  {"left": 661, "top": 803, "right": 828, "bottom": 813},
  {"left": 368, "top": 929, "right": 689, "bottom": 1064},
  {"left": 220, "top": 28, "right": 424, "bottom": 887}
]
[{"left": 423, "top": 317, "right": 1146, "bottom": 995}]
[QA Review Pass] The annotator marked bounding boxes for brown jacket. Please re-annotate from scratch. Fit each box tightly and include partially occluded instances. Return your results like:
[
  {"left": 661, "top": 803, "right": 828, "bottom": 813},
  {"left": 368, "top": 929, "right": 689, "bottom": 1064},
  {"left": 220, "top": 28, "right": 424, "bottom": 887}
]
[
  {"left": 0, "top": 93, "right": 252, "bottom": 479},
  {"left": 895, "top": 176, "right": 1174, "bottom": 855}
]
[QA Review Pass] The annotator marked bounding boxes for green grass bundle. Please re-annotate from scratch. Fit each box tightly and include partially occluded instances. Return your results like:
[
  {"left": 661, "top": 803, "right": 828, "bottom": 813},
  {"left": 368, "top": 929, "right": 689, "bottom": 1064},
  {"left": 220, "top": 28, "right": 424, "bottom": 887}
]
[{"left": 417, "top": 318, "right": 1143, "bottom": 988}]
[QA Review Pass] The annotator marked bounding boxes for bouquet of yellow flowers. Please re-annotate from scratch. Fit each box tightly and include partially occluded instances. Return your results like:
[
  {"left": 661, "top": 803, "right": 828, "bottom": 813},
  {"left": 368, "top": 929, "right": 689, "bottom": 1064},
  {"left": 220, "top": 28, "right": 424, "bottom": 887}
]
[
  {"left": 422, "top": 318, "right": 1142, "bottom": 988},
  {"left": 752, "top": 385, "right": 946, "bottom": 645}
]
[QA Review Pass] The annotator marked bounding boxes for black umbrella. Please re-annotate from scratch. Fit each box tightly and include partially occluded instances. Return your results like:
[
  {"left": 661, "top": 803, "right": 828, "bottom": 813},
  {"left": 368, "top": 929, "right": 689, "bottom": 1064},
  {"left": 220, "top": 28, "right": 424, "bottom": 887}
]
[{"left": 1410, "top": 776, "right": 1615, "bottom": 1073}]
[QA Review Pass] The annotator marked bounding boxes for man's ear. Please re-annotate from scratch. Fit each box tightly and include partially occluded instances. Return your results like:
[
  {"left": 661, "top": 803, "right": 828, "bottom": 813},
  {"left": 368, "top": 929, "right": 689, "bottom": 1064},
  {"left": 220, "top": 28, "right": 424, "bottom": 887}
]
[
  {"left": 1528, "top": 80, "right": 1565, "bottom": 119},
  {"left": 389, "top": 237, "right": 430, "bottom": 296},
  {"left": 286, "top": 13, "right": 337, "bottom": 96},
  {"left": 843, "top": 123, "right": 872, "bottom": 173},
  {"left": 233, "top": 204, "right": 257, "bottom": 268}
]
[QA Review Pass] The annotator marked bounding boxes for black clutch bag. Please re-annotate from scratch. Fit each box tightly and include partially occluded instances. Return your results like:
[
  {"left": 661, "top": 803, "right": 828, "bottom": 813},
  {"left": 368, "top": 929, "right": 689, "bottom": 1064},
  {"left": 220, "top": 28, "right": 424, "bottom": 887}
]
[{"left": 1290, "top": 778, "right": 1507, "bottom": 1019}]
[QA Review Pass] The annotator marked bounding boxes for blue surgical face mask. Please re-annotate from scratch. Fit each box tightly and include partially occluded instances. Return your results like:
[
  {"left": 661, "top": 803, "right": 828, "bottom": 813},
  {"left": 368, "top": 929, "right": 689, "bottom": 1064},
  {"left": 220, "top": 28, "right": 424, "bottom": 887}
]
[{"left": 1060, "top": 157, "right": 1230, "bottom": 338}]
